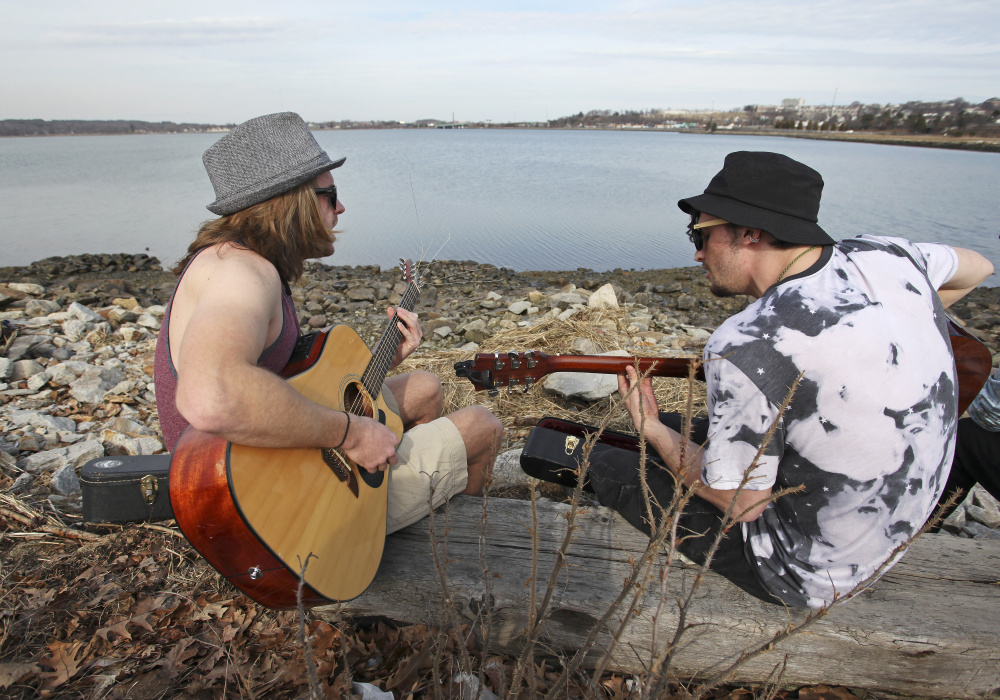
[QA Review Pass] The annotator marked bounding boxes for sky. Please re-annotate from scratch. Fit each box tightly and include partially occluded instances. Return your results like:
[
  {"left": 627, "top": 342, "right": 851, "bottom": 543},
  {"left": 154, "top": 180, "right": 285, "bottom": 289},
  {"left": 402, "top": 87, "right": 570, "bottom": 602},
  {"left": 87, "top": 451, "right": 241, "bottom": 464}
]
[{"left": 2, "top": 0, "right": 998, "bottom": 125}]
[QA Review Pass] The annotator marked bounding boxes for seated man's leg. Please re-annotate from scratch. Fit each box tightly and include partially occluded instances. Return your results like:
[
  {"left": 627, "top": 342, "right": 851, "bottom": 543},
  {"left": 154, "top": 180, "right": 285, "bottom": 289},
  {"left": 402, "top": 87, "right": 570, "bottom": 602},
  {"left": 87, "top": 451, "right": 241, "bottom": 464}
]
[
  {"left": 932, "top": 417, "right": 1000, "bottom": 531},
  {"left": 384, "top": 404, "right": 502, "bottom": 534},
  {"left": 562, "top": 413, "right": 780, "bottom": 604},
  {"left": 385, "top": 371, "right": 443, "bottom": 429},
  {"left": 444, "top": 406, "right": 503, "bottom": 496}
]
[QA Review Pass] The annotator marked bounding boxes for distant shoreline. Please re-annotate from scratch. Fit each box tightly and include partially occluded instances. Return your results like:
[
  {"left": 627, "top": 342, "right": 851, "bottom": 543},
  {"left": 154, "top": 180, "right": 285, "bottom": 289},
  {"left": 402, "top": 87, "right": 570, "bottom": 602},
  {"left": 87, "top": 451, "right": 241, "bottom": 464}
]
[
  {"left": 689, "top": 128, "right": 1000, "bottom": 153},
  {"left": 5, "top": 124, "right": 999, "bottom": 153}
]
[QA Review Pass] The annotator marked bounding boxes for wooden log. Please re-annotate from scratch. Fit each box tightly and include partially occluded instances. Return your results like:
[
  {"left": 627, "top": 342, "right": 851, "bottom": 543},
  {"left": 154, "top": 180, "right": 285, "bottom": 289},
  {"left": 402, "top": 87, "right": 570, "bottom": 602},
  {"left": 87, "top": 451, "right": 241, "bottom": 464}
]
[{"left": 316, "top": 496, "right": 1000, "bottom": 700}]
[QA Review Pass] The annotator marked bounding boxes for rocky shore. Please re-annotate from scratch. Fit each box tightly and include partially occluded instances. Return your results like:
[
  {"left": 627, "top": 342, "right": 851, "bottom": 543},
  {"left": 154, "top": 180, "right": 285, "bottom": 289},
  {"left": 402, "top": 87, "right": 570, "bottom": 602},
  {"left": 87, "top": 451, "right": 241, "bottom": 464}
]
[{"left": 1, "top": 252, "right": 998, "bottom": 538}]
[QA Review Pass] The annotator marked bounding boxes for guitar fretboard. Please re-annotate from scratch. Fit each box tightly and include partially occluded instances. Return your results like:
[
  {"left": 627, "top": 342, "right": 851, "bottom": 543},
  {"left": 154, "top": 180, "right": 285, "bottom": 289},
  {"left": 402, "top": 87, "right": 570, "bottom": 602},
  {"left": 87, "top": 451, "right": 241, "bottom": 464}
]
[{"left": 361, "top": 282, "right": 420, "bottom": 398}]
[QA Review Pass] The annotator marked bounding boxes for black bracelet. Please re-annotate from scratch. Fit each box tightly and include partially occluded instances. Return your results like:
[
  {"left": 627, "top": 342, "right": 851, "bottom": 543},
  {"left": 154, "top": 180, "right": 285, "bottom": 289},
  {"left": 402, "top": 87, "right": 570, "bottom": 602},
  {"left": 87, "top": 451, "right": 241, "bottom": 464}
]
[{"left": 333, "top": 412, "right": 351, "bottom": 449}]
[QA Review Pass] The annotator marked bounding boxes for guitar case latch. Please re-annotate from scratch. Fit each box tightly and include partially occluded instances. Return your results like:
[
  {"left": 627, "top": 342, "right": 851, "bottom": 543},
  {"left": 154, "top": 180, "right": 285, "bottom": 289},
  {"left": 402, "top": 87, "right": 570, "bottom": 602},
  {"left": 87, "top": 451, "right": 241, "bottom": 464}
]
[
  {"left": 564, "top": 436, "right": 580, "bottom": 455},
  {"left": 140, "top": 474, "right": 158, "bottom": 505}
]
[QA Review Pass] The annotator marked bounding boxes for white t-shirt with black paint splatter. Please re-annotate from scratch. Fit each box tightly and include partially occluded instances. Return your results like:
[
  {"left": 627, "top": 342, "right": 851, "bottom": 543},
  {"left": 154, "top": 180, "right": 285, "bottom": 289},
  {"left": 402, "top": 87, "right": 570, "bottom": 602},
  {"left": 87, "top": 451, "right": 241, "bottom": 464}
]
[{"left": 701, "top": 235, "right": 959, "bottom": 608}]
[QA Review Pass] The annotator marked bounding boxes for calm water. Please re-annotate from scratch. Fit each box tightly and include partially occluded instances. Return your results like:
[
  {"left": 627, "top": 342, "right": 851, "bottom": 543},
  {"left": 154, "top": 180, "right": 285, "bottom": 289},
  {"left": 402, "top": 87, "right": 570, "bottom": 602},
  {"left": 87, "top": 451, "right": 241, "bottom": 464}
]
[{"left": 1, "top": 129, "right": 998, "bottom": 285}]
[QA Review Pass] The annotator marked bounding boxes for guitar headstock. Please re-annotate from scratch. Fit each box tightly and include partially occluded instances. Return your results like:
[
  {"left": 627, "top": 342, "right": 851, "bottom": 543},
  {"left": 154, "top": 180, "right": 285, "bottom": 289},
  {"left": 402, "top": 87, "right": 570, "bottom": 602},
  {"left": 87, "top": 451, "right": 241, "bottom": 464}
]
[
  {"left": 454, "top": 351, "right": 550, "bottom": 396},
  {"left": 399, "top": 258, "right": 421, "bottom": 290}
]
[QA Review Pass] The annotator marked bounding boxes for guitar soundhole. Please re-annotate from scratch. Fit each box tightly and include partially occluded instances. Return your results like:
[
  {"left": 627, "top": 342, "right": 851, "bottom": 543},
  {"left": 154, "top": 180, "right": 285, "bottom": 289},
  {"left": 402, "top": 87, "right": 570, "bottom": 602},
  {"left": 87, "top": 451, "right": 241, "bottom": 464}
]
[{"left": 343, "top": 383, "right": 374, "bottom": 420}]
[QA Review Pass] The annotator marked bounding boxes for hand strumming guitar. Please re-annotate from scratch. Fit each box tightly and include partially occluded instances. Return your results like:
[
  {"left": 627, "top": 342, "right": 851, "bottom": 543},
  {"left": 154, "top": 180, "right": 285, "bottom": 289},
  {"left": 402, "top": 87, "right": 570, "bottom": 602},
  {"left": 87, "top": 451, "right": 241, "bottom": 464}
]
[{"left": 341, "top": 413, "right": 400, "bottom": 474}]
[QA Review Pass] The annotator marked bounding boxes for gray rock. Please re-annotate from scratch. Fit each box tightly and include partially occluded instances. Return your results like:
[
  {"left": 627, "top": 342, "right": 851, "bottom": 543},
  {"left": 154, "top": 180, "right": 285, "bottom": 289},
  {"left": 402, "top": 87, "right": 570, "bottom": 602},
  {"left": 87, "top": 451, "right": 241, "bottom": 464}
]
[
  {"left": 587, "top": 284, "right": 619, "bottom": 309},
  {"left": 549, "top": 292, "right": 588, "bottom": 309},
  {"left": 571, "top": 337, "right": 602, "bottom": 355},
  {"left": 27, "top": 371, "right": 52, "bottom": 391},
  {"left": 17, "top": 434, "right": 45, "bottom": 452},
  {"left": 0, "top": 357, "right": 10, "bottom": 380},
  {"left": 136, "top": 436, "right": 165, "bottom": 455},
  {"left": 69, "top": 366, "right": 126, "bottom": 404},
  {"left": 101, "top": 430, "right": 140, "bottom": 456},
  {"left": 11, "top": 359, "right": 45, "bottom": 381},
  {"left": 965, "top": 504, "right": 1000, "bottom": 529},
  {"left": 432, "top": 326, "right": 453, "bottom": 339},
  {"left": 25, "top": 299, "right": 60, "bottom": 317},
  {"left": 67, "top": 302, "right": 101, "bottom": 322},
  {"left": 8, "top": 283, "right": 45, "bottom": 296},
  {"left": 971, "top": 484, "right": 1000, "bottom": 513},
  {"left": 675, "top": 293, "right": 698, "bottom": 310},
  {"left": 507, "top": 301, "right": 534, "bottom": 315},
  {"left": 65, "top": 439, "right": 105, "bottom": 467},
  {"left": 9, "top": 472, "right": 34, "bottom": 493},
  {"left": 104, "top": 415, "right": 156, "bottom": 436},
  {"left": 8, "top": 409, "right": 76, "bottom": 434},
  {"left": 19, "top": 449, "right": 66, "bottom": 475},
  {"left": 61, "top": 318, "right": 89, "bottom": 341},
  {"left": 48, "top": 361, "right": 91, "bottom": 386},
  {"left": 136, "top": 313, "right": 161, "bottom": 330},
  {"left": 5, "top": 334, "right": 46, "bottom": 361},
  {"left": 347, "top": 287, "right": 375, "bottom": 302},
  {"left": 490, "top": 449, "right": 533, "bottom": 490},
  {"left": 462, "top": 319, "right": 490, "bottom": 344},
  {"left": 544, "top": 350, "right": 629, "bottom": 401},
  {"left": 962, "top": 521, "right": 1000, "bottom": 539},
  {"left": 51, "top": 463, "right": 82, "bottom": 495}
]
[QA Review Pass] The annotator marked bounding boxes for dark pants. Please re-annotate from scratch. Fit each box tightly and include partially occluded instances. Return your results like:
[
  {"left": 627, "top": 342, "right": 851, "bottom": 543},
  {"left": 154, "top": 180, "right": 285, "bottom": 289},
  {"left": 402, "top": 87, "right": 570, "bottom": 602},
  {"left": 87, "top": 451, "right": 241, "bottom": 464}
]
[
  {"left": 525, "top": 413, "right": 780, "bottom": 605},
  {"left": 933, "top": 417, "right": 1000, "bottom": 530}
]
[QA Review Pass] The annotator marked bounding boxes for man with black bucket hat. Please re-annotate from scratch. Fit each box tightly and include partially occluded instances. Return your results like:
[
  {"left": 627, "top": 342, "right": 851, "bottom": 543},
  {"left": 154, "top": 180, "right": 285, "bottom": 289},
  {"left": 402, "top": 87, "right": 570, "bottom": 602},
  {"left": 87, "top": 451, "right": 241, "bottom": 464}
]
[
  {"left": 155, "top": 112, "right": 502, "bottom": 542},
  {"left": 526, "top": 151, "right": 993, "bottom": 608}
]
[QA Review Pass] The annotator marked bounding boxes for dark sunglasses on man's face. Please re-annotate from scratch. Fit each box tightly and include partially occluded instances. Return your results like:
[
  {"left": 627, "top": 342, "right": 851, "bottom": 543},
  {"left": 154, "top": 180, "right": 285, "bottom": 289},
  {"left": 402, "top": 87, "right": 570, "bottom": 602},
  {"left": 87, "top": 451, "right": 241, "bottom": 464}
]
[
  {"left": 313, "top": 184, "right": 338, "bottom": 210},
  {"left": 686, "top": 214, "right": 729, "bottom": 251}
]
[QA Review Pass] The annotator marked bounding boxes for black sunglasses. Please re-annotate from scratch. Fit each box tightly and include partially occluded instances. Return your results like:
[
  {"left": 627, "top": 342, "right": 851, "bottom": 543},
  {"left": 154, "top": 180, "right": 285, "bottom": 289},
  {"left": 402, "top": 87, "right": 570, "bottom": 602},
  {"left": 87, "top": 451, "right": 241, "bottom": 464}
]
[
  {"left": 313, "top": 184, "right": 338, "bottom": 210},
  {"left": 686, "top": 213, "right": 729, "bottom": 251}
]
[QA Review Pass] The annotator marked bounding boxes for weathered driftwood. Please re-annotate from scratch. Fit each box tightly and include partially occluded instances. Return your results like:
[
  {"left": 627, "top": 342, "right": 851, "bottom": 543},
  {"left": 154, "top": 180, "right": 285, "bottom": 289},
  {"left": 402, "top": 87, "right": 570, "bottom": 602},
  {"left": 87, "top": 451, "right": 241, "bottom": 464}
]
[{"left": 316, "top": 495, "right": 1000, "bottom": 699}]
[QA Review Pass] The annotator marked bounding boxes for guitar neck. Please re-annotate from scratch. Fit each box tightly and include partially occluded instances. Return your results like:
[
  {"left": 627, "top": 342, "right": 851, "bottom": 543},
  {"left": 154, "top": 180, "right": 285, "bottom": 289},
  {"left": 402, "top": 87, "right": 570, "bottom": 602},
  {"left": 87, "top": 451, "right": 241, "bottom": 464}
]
[
  {"left": 361, "top": 283, "right": 420, "bottom": 397},
  {"left": 541, "top": 354, "right": 699, "bottom": 379},
  {"left": 454, "top": 350, "right": 703, "bottom": 395}
]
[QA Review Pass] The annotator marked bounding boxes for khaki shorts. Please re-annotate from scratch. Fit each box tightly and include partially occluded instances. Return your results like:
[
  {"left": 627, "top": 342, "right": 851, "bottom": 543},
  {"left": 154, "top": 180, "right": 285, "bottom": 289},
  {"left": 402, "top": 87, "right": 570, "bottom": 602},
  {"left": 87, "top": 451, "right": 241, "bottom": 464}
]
[{"left": 381, "top": 387, "right": 468, "bottom": 533}]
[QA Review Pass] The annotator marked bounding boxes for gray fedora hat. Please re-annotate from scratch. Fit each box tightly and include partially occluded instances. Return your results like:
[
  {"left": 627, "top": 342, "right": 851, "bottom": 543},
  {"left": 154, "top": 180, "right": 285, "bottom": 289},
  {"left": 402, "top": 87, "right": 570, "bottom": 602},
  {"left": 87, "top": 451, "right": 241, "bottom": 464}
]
[
  {"left": 203, "top": 112, "right": 346, "bottom": 216},
  {"left": 677, "top": 151, "right": 835, "bottom": 245}
]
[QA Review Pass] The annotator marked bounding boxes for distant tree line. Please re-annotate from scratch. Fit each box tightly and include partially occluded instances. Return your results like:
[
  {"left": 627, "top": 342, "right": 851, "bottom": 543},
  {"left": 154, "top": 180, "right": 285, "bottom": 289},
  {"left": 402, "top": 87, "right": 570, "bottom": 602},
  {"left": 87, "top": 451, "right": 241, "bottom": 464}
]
[
  {"left": 0, "top": 119, "right": 226, "bottom": 137},
  {"left": 6, "top": 98, "right": 1000, "bottom": 138},
  {"left": 759, "top": 98, "right": 1000, "bottom": 138}
]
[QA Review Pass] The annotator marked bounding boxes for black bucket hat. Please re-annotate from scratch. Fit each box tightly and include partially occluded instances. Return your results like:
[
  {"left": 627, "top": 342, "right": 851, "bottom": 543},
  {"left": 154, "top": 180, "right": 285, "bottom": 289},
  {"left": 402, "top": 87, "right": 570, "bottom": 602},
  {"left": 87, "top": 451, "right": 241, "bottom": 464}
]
[{"left": 677, "top": 151, "right": 835, "bottom": 245}]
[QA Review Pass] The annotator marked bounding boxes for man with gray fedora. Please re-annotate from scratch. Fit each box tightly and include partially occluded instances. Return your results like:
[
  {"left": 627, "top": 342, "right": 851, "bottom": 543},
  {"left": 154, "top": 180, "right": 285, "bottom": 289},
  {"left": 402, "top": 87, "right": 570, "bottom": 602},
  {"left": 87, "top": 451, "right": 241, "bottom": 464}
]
[
  {"left": 529, "top": 151, "right": 993, "bottom": 607},
  {"left": 155, "top": 112, "right": 502, "bottom": 539}
]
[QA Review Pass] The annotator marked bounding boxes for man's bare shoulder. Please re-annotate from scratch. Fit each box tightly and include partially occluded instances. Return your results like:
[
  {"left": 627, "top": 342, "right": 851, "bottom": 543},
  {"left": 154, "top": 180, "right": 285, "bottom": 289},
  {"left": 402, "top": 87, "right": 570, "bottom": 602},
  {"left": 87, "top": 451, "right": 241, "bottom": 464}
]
[{"left": 181, "top": 243, "right": 281, "bottom": 296}]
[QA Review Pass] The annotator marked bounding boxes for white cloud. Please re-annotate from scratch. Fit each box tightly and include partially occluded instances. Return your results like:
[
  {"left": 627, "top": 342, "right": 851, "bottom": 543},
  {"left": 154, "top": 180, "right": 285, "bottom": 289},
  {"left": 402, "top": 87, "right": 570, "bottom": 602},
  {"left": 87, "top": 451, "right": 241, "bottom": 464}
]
[
  {"left": 0, "top": 0, "right": 997, "bottom": 122},
  {"left": 45, "top": 17, "right": 299, "bottom": 47}
]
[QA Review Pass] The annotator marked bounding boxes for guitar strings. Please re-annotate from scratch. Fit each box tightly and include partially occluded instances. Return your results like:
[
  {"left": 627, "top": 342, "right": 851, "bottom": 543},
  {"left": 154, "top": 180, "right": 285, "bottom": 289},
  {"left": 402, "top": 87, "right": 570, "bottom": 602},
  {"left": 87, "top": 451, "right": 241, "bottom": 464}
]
[{"left": 342, "top": 282, "right": 418, "bottom": 433}]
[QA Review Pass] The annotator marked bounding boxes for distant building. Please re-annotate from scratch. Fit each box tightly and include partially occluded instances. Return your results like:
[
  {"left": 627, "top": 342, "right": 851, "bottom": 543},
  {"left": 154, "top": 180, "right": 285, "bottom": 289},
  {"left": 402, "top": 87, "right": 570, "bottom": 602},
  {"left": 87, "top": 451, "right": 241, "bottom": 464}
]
[{"left": 782, "top": 98, "right": 805, "bottom": 109}]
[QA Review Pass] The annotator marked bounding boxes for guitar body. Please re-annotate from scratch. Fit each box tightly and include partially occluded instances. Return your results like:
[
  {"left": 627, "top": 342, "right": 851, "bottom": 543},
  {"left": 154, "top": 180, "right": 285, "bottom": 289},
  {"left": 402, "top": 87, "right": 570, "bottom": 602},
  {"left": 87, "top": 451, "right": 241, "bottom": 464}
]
[{"left": 170, "top": 324, "right": 399, "bottom": 609}]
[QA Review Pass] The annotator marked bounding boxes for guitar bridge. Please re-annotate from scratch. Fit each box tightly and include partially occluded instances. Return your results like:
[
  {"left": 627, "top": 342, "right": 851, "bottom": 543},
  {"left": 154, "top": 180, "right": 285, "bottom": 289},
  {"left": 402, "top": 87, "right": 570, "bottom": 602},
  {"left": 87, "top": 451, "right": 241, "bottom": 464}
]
[{"left": 321, "top": 448, "right": 360, "bottom": 498}]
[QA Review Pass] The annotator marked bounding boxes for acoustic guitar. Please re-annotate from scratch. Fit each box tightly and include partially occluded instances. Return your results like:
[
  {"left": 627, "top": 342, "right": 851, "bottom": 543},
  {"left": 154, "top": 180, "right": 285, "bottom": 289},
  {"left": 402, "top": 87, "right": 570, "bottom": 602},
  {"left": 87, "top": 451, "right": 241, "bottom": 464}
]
[
  {"left": 170, "top": 260, "right": 419, "bottom": 609},
  {"left": 455, "top": 318, "right": 991, "bottom": 416}
]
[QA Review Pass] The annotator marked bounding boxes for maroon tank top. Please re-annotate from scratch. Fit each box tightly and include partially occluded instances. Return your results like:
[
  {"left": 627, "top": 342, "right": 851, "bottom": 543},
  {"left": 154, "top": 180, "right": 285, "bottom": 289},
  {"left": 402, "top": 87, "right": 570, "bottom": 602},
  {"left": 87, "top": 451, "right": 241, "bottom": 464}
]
[{"left": 154, "top": 249, "right": 299, "bottom": 452}]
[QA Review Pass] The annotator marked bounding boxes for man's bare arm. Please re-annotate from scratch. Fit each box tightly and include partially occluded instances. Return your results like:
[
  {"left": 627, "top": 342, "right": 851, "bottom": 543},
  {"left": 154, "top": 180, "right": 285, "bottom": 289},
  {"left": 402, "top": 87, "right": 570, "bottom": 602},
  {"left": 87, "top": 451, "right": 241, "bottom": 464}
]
[
  {"left": 938, "top": 247, "right": 993, "bottom": 308},
  {"left": 172, "top": 249, "right": 398, "bottom": 471},
  {"left": 618, "top": 367, "right": 770, "bottom": 523}
]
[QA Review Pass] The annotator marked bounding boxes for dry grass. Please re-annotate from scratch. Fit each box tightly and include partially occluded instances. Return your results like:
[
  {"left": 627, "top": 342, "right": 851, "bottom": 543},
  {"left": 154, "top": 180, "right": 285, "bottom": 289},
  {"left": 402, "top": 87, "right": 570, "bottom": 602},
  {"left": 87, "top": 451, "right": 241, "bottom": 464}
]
[{"left": 395, "top": 308, "right": 708, "bottom": 452}]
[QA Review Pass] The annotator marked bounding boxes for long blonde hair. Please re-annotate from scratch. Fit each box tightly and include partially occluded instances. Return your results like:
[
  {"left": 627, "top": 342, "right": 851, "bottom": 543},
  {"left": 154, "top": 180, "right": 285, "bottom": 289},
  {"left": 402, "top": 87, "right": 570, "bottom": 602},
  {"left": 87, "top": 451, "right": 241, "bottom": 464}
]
[{"left": 173, "top": 180, "right": 331, "bottom": 283}]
